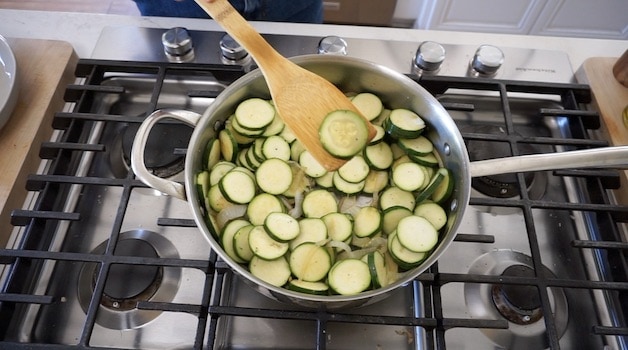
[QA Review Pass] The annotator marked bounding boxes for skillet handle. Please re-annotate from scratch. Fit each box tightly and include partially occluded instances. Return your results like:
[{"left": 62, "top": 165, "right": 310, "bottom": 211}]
[
  {"left": 469, "top": 146, "right": 628, "bottom": 177},
  {"left": 131, "top": 109, "right": 202, "bottom": 200}
]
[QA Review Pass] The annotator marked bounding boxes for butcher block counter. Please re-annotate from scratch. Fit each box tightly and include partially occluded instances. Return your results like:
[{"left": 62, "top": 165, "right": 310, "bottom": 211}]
[
  {"left": 579, "top": 56, "right": 628, "bottom": 206},
  {"left": 0, "top": 38, "right": 77, "bottom": 246}
]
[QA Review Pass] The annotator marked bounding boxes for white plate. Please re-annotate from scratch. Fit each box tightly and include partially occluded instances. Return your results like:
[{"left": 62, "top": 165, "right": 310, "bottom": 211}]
[{"left": 0, "top": 34, "right": 18, "bottom": 131}]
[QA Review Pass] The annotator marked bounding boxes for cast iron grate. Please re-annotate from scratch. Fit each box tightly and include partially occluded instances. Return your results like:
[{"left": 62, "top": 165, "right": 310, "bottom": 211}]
[{"left": 0, "top": 60, "right": 626, "bottom": 350}]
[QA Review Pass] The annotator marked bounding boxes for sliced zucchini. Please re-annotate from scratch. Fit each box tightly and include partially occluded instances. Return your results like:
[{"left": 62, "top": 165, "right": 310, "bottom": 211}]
[
  {"left": 363, "top": 141, "right": 394, "bottom": 170},
  {"left": 246, "top": 193, "right": 285, "bottom": 226},
  {"left": 328, "top": 259, "right": 371, "bottom": 295},
  {"left": 207, "top": 184, "right": 232, "bottom": 212},
  {"left": 218, "top": 169, "right": 256, "bottom": 204},
  {"left": 255, "top": 158, "right": 293, "bottom": 195},
  {"left": 351, "top": 92, "right": 383, "bottom": 121},
  {"left": 220, "top": 219, "right": 251, "bottom": 263},
  {"left": 387, "top": 231, "right": 426, "bottom": 270},
  {"left": 291, "top": 218, "right": 328, "bottom": 250},
  {"left": 286, "top": 280, "right": 329, "bottom": 295},
  {"left": 369, "top": 125, "right": 386, "bottom": 145},
  {"left": 261, "top": 113, "right": 285, "bottom": 137},
  {"left": 362, "top": 170, "right": 389, "bottom": 194},
  {"left": 280, "top": 124, "right": 297, "bottom": 144},
  {"left": 196, "top": 170, "right": 211, "bottom": 197},
  {"left": 234, "top": 98, "right": 276, "bottom": 130},
  {"left": 264, "top": 212, "right": 300, "bottom": 242},
  {"left": 379, "top": 186, "right": 416, "bottom": 211},
  {"left": 233, "top": 224, "right": 255, "bottom": 262},
  {"left": 262, "top": 135, "right": 291, "bottom": 161},
  {"left": 430, "top": 168, "right": 454, "bottom": 204},
  {"left": 248, "top": 225, "right": 289, "bottom": 260},
  {"left": 290, "top": 139, "right": 306, "bottom": 162},
  {"left": 390, "top": 142, "right": 406, "bottom": 160},
  {"left": 252, "top": 137, "right": 266, "bottom": 162},
  {"left": 337, "top": 156, "right": 370, "bottom": 183},
  {"left": 414, "top": 202, "right": 447, "bottom": 231},
  {"left": 384, "top": 108, "right": 426, "bottom": 139},
  {"left": 391, "top": 162, "right": 426, "bottom": 192},
  {"left": 362, "top": 251, "right": 388, "bottom": 288},
  {"left": 410, "top": 151, "right": 439, "bottom": 168},
  {"left": 415, "top": 167, "right": 448, "bottom": 203},
  {"left": 321, "top": 212, "right": 353, "bottom": 243},
  {"left": 218, "top": 129, "right": 239, "bottom": 163},
  {"left": 249, "top": 255, "right": 291, "bottom": 287},
  {"left": 225, "top": 119, "right": 256, "bottom": 145},
  {"left": 319, "top": 110, "right": 369, "bottom": 159},
  {"left": 392, "top": 154, "right": 412, "bottom": 170},
  {"left": 204, "top": 138, "right": 221, "bottom": 170},
  {"left": 352, "top": 206, "right": 382, "bottom": 238},
  {"left": 314, "top": 171, "right": 335, "bottom": 188},
  {"left": 381, "top": 205, "right": 413, "bottom": 235},
  {"left": 398, "top": 136, "right": 434, "bottom": 156},
  {"left": 231, "top": 116, "right": 265, "bottom": 137},
  {"left": 302, "top": 189, "right": 338, "bottom": 218},
  {"left": 289, "top": 242, "right": 332, "bottom": 282},
  {"left": 396, "top": 215, "right": 438, "bottom": 253},
  {"left": 332, "top": 172, "right": 365, "bottom": 195},
  {"left": 299, "top": 150, "right": 328, "bottom": 178},
  {"left": 371, "top": 108, "right": 391, "bottom": 127}
]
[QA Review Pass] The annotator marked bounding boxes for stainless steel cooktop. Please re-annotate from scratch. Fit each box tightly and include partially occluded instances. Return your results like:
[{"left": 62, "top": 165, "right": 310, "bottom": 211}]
[{"left": 0, "top": 26, "right": 626, "bottom": 350}]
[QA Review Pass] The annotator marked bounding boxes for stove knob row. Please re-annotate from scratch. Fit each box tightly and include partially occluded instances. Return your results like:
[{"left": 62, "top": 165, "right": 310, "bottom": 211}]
[
  {"left": 470, "top": 44, "right": 504, "bottom": 76},
  {"left": 220, "top": 34, "right": 249, "bottom": 62},
  {"left": 414, "top": 41, "right": 446, "bottom": 72},
  {"left": 162, "top": 27, "right": 195, "bottom": 62},
  {"left": 318, "top": 36, "right": 348, "bottom": 55}
]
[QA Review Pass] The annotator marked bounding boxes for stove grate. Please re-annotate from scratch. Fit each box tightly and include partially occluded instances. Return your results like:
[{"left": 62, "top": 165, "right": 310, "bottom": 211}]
[{"left": 0, "top": 60, "right": 626, "bottom": 350}]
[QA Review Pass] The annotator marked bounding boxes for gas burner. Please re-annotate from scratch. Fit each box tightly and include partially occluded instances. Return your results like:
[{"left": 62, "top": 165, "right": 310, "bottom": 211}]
[
  {"left": 77, "top": 230, "right": 181, "bottom": 330},
  {"left": 465, "top": 250, "right": 568, "bottom": 349},
  {"left": 491, "top": 265, "right": 543, "bottom": 325},
  {"left": 465, "top": 125, "right": 547, "bottom": 200},
  {"left": 108, "top": 120, "right": 192, "bottom": 179},
  {"left": 98, "top": 238, "right": 163, "bottom": 311}
]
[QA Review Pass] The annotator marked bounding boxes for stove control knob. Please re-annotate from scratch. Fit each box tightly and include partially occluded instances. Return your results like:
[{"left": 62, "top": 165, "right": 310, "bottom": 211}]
[
  {"left": 471, "top": 45, "right": 504, "bottom": 75},
  {"left": 162, "top": 27, "right": 195, "bottom": 62},
  {"left": 318, "top": 36, "right": 348, "bottom": 55},
  {"left": 414, "top": 41, "right": 446, "bottom": 72},
  {"left": 220, "top": 34, "right": 249, "bottom": 61}
]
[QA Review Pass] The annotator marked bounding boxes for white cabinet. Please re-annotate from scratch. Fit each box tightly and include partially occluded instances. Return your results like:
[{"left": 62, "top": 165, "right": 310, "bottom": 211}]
[
  {"left": 404, "top": 0, "right": 627, "bottom": 40},
  {"left": 530, "top": 1, "right": 627, "bottom": 39}
]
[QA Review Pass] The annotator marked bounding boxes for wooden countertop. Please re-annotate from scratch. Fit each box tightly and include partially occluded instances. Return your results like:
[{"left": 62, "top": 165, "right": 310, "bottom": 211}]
[
  {"left": 581, "top": 57, "right": 628, "bottom": 205},
  {"left": 0, "top": 38, "right": 77, "bottom": 246}
]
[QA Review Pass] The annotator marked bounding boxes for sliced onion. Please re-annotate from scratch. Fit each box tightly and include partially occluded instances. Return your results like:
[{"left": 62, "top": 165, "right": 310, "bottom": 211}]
[
  {"left": 338, "top": 195, "right": 356, "bottom": 214},
  {"left": 216, "top": 204, "right": 247, "bottom": 229},
  {"left": 326, "top": 239, "right": 352, "bottom": 254},
  {"left": 337, "top": 246, "right": 377, "bottom": 261},
  {"left": 339, "top": 194, "right": 375, "bottom": 216},
  {"left": 384, "top": 249, "right": 399, "bottom": 286},
  {"left": 288, "top": 190, "right": 304, "bottom": 218}
]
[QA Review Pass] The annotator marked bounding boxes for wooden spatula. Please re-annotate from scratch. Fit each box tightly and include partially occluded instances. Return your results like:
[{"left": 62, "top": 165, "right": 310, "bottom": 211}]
[{"left": 193, "top": 0, "right": 376, "bottom": 171}]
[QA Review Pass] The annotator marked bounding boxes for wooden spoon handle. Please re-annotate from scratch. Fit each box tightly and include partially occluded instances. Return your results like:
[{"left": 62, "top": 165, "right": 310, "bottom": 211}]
[{"left": 192, "top": 0, "right": 282, "bottom": 67}]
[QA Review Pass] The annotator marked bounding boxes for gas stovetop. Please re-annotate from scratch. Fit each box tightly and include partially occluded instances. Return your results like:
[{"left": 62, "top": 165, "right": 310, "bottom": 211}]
[{"left": 0, "top": 26, "right": 626, "bottom": 350}]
